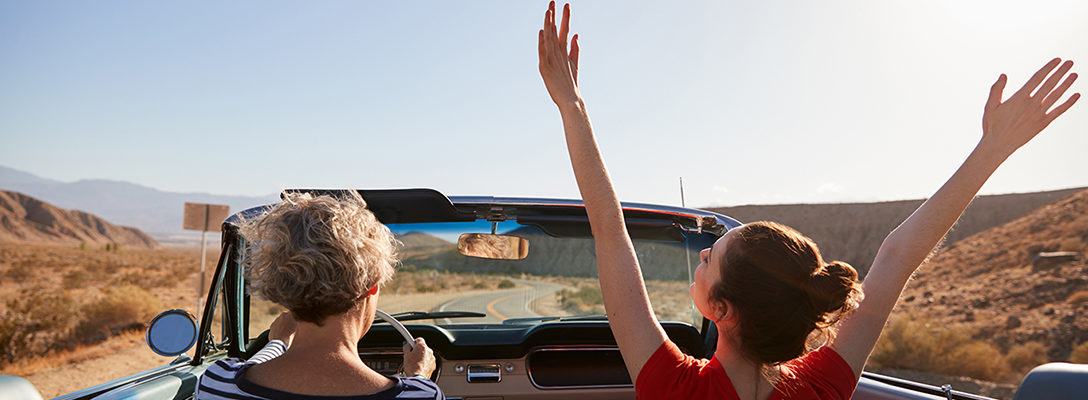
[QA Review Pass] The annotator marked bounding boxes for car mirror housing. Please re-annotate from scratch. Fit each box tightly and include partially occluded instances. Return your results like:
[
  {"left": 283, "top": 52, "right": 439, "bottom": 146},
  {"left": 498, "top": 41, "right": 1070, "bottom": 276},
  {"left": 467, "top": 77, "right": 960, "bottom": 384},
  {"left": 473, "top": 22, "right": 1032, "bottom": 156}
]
[{"left": 146, "top": 309, "right": 198, "bottom": 357}]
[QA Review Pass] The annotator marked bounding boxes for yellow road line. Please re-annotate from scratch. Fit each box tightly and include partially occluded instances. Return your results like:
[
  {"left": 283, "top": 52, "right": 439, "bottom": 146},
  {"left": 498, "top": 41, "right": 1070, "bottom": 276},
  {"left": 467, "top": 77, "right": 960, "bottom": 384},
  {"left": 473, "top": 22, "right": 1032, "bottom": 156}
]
[{"left": 486, "top": 292, "right": 522, "bottom": 320}]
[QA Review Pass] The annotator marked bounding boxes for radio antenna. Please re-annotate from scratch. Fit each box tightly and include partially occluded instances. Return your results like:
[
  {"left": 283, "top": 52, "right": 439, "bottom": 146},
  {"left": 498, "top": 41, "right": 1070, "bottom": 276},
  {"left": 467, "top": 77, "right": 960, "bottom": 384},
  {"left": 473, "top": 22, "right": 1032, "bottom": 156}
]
[
  {"left": 679, "top": 176, "right": 700, "bottom": 326},
  {"left": 679, "top": 177, "right": 686, "bottom": 207}
]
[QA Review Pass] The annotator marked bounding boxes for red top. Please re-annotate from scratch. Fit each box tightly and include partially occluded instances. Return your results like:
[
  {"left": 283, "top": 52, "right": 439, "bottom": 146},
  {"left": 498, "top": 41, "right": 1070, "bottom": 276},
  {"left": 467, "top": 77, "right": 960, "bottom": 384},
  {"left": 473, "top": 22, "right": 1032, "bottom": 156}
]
[{"left": 635, "top": 341, "right": 857, "bottom": 399}]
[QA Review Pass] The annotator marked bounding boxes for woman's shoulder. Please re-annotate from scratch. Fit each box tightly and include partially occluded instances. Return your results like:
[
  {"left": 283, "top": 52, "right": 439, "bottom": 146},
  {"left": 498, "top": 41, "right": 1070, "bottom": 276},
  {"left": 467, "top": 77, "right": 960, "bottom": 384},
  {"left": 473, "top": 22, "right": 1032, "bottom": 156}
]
[
  {"left": 196, "top": 358, "right": 251, "bottom": 399},
  {"left": 635, "top": 340, "right": 735, "bottom": 400},
  {"left": 787, "top": 346, "right": 851, "bottom": 372},
  {"left": 397, "top": 376, "right": 444, "bottom": 399},
  {"left": 777, "top": 346, "right": 857, "bottom": 399},
  {"left": 198, "top": 360, "right": 443, "bottom": 400},
  {"left": 202, "top": 357, "right": 248, "bottom": 382}
]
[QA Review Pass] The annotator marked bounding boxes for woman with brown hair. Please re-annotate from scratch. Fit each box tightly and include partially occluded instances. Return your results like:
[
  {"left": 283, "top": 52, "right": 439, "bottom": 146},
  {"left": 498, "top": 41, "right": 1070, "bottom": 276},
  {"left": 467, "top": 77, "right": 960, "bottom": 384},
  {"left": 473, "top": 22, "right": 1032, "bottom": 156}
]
[{"left": 537, "top": 2, "right": 1079, "bottom": 399}]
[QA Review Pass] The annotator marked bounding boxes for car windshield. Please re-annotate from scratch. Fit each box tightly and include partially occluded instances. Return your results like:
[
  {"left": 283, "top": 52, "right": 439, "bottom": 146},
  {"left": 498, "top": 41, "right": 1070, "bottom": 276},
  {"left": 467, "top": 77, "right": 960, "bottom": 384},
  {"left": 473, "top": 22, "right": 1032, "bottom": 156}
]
[{"left": 247, "top": 218, "right": 720, "bottom": 336}]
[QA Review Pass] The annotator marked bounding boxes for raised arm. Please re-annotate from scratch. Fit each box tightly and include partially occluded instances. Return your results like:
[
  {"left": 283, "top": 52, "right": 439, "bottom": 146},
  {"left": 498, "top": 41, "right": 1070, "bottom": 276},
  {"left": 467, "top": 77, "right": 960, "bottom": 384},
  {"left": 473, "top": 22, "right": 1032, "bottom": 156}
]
[
  {"left": 538, "top": 1, "right": 667, "bottom": 379},
  {"left": 831, "top": 58, "right": 1080, "bottom": 377}
]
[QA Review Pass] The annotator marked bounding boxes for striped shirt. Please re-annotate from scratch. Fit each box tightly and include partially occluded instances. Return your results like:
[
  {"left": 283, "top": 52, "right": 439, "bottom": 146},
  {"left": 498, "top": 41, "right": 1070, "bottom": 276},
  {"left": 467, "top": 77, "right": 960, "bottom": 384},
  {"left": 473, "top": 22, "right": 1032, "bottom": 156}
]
[{"left": 196, "top": 340, "right": 443, "bottom": 400}]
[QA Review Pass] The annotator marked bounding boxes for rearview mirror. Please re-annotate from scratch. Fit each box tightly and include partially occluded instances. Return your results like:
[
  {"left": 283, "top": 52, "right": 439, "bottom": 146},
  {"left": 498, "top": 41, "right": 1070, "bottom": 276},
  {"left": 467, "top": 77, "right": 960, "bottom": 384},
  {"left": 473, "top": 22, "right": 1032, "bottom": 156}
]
[
  {"left": 146, "top": 309, "right": 198, "bottom": 357},
  {"left": 457, "top": 233, "right": 529, "bottom": 260}
]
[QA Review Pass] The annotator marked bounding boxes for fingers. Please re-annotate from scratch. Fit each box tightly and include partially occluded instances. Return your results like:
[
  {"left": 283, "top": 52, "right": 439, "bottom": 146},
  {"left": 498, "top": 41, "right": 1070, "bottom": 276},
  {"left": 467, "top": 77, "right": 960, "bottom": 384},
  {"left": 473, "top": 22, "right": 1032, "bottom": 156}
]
[
  {"left": 546, "top": 2, "right": 557, "bottom": 41},
  {"left": 538, "top": 29, "right": 545, "bottom": 64},
  {"left": 1033, "top": 59, "right": 1074, "bottom": 99},
  {"left": 403, "top": 337, "right": 426, "bottom": 353},
  {"left": 1041, "top": 72, "right": 1078, "bottom": 111},
  {"left": 1015, "top": 58, "right": 1061, "bottom": 98},
  {"left": 559, "top": 3, "right": 570, "bottom": 54},
  {"left": 985, "top": 74, "right": 1006, "bottom": 112},
  {"left": 1043, "top": 92, "right": 1080, "bottom": 125},
  {"left": 570, "top": 34, "right": 580, "bottom": 84}
]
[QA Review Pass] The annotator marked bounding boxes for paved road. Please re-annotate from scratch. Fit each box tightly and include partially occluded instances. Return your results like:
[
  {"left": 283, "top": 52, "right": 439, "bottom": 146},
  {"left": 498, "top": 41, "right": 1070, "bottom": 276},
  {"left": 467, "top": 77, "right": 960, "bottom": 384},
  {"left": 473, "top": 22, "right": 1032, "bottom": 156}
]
[{"left": 433, "top": 279, "right": 571, "bottom": 324}]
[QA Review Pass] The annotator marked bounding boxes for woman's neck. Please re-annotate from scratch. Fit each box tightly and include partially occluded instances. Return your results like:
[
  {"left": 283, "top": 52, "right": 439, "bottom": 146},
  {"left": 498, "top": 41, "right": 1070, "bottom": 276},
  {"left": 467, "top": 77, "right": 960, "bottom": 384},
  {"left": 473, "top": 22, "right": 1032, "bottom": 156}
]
[
  {"left": 245, "top": 309, "right": 393, "bottom": 396},
  {"left": 714, "top": 325, "right": 775, "bottom": 400},
  {"left": 288, "top": 311, "right": 368, "bottom": 362}
]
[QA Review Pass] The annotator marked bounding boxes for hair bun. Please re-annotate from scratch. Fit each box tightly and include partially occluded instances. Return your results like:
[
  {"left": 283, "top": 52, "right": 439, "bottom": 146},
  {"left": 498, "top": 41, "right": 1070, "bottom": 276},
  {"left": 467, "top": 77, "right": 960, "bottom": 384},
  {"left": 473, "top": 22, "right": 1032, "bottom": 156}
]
[{"left": 807, "top": 261, "right": 862, "bottom": 324}]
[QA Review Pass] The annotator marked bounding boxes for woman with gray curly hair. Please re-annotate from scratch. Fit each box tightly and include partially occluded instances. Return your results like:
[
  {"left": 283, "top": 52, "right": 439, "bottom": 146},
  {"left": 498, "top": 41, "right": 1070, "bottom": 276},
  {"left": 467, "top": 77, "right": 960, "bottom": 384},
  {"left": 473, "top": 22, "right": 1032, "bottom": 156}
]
[{"left": 196, "top": 192, "right": 443, "bottom": 400}]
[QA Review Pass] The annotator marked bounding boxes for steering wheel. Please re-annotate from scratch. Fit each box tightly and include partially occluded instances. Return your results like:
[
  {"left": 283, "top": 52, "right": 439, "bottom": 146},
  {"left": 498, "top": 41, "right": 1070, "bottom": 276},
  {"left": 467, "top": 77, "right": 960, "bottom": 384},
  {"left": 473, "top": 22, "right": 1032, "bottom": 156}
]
[
  {"left": 245, "top": 309, "right": 415, "bottom": 359},
  {"left": 374, "top": 309, "right": 415, "bottom": 350}
]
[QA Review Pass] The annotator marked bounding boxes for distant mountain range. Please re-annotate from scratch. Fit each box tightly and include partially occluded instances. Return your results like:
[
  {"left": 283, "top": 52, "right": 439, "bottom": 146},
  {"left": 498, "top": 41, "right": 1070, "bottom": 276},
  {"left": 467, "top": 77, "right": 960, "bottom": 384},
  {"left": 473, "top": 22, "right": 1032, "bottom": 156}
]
[
  {"left": 0, "top": 190, "right": 158, "bottom": 248},
  {"left": 0, "top": 165, "right": 278, "bottom": 241},
  {"left": 2, "top": 164, "right": 1083, "bottom": 256}
]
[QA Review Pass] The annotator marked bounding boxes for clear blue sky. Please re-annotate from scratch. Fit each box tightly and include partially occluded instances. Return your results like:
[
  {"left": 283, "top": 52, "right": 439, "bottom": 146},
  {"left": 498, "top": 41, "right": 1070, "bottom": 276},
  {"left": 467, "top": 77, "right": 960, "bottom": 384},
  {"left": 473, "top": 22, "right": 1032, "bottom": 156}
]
[{"left": 2, "top": 1, "right": 1085, "bottom": 207}]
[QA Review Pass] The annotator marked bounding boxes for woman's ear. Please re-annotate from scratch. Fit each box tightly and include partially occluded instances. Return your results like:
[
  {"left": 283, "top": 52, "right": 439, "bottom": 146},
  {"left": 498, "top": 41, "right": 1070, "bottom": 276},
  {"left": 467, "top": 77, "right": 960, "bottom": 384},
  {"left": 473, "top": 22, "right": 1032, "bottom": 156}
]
[{"left": 717, "top": 299, "right": 736, "bottom": 324}]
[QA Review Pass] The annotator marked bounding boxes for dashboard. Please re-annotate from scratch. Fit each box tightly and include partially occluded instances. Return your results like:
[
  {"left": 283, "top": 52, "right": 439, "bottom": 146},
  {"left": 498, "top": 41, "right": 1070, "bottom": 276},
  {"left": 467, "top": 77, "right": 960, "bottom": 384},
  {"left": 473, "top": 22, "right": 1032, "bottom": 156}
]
[{"left": 356, "top": 321, "right": 707, "bottom": 400}]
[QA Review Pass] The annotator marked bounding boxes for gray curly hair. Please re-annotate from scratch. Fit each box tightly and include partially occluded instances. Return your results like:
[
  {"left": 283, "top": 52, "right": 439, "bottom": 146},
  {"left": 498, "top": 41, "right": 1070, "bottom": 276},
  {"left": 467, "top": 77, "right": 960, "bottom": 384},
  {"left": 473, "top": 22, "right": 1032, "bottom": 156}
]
[{"left": 241, "top": 191, "right": 398, "bottom": 325}]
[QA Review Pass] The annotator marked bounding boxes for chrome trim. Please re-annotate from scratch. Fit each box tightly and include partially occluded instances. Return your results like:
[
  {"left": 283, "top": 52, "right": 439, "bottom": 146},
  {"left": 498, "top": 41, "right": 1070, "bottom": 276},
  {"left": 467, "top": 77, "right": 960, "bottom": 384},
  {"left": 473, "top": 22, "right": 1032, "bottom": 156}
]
[
  {"left": 526, "top": 346, "right": 633, "bottom": 390},
  {"left": 466, "top": 363, "right": 502, "bottom": 383},
  {"left": 53, "top": 361, "right": 191, "bottom": 400}
]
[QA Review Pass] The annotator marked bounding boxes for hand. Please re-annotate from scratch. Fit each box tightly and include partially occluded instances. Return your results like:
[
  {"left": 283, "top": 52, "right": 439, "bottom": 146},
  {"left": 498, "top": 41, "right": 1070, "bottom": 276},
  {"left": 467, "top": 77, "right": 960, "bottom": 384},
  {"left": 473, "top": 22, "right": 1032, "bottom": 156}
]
[
  {"left": 268, "top": 311, "right": 297, "bottom": 348},
  {"left": 538, "top": 1, "right": 582, "bottom": 108},
  {"left": 981, "top": 58, "right": 1079, "bottom": 158},
  {"left": 401, "top": 337, "right": 436, "bottom": 378}
]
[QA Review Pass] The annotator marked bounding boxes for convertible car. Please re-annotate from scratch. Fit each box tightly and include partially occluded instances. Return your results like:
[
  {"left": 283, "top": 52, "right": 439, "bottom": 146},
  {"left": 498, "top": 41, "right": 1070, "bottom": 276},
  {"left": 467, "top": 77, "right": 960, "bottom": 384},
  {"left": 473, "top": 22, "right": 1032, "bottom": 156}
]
[{"left": 4, "top": 189, "right": 1085, "bottom": 399}]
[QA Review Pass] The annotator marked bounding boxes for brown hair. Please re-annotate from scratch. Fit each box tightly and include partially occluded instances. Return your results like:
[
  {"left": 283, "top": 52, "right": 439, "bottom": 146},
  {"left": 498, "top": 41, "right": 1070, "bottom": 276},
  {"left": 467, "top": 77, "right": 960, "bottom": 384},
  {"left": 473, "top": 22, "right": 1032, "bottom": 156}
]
[
  {"left": 711, "top": 221, "right": 862, "bottom": 367},
  {"left": 242, "top": 192, "right": 399, "bottom": 325}
]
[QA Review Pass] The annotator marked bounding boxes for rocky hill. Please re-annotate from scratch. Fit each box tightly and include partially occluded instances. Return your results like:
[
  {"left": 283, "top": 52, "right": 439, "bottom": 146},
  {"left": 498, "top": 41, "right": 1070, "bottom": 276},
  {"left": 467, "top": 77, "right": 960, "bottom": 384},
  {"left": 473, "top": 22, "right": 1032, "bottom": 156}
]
[
  {"left": 0, "top": 165, "right": 277, "bottom": 238},
  {"left": 0, "top": 190, "right": 158, "bottom": 248},
  {"left": 894, "top": 188, "right": 1088, "bottom": 360},
  {"left": 708, "top": 187, "right": 1085, "bottom": 276}
]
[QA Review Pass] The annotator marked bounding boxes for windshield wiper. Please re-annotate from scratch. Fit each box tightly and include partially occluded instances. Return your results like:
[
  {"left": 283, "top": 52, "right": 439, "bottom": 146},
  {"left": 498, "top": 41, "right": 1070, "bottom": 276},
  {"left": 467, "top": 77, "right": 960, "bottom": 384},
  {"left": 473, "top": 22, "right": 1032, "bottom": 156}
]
[
  {"left": 502, "top": 314, "right": 609, "bottom": 325},
  {"left": 376, "top": 311, "right": 487, "bottom": 322},
  {"left": 559, "top": 314, "right": 608, "bottom": 321}
]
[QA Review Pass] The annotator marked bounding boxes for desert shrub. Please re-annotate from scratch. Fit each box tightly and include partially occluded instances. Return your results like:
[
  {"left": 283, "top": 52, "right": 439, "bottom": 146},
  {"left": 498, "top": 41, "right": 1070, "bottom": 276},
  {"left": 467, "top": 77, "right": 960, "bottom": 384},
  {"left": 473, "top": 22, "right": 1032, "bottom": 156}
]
[
  {"left": 870, "top": 314, "right": 1008, "bottom": 381},
  {"left": 62, "top": 268, "right": 90, "bottom": 289},
  {"left": 4, "top": 261, "right": 35, "bottom": 282},
  {"left": 1070, "top": 342, "right": 1088, "bottom": 363},
  {"left": 951, "top": 341, "right": 1009, "bottom": 380},
  {"left": 498, "top": 279, "right": 516, "bottom": 289},
  {"left": 557, "top": 286, "right": 603, "bottom": 313},
  {"left": 111, "top": 270, "right": 172, "bottom": 289},
  {"left": 0, "top": 289, "right": 79, "bottom": 365},
  {"left": 1067, "top": 291, "right": 1088, "bottom": 305},
  {"left": 73, "top": 285, "right": 162, "bottom": 345},
  {"left": 1005, "top": 342, "right": 1048, "bottom": 375},
  {"left": 473, "top": 282, "right": 487, "bottom": 289},
  {"left": 1057, "top": 237, "right": 1083, "bottom": 252}
]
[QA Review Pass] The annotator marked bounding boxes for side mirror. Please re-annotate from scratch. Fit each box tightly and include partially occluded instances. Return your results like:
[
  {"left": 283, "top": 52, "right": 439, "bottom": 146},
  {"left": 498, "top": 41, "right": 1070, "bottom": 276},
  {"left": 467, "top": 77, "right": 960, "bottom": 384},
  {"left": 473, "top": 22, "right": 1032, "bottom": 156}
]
[
  {"left": 457, "top": 233, "right": 529, "bottom": 260},
  {"left": 146, "top": 309, "right": 198, "bottom": 357}
]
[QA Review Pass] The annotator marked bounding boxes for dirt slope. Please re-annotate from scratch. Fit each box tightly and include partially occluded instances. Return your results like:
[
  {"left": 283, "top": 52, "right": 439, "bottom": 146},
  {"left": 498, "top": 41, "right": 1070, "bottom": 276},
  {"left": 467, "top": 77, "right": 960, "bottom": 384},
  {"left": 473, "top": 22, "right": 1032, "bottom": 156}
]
[
  {"left": 0, "top": 190, "right": 158, "bottom": 248},
  {"left": 708, "top": 187, "right": 1085, "bottom": 276},
  {"left": 895, "top": 189, "right": 1088, "bottom": 360}
]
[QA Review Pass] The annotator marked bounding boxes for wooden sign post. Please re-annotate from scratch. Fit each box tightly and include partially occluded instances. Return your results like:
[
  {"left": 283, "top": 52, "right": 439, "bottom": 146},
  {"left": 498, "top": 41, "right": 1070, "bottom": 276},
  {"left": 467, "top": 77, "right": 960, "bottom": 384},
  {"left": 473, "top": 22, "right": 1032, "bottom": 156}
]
[{"left": 183, "top": 202, "right": 230, "bottom": 316}]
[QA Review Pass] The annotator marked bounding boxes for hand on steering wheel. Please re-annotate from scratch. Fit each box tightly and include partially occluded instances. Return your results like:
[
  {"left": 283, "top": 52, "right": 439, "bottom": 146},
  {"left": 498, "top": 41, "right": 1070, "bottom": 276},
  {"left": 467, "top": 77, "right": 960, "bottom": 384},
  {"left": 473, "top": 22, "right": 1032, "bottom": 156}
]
[{"left": 375, "top": 309, "right": 436, "bottom": 378}]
